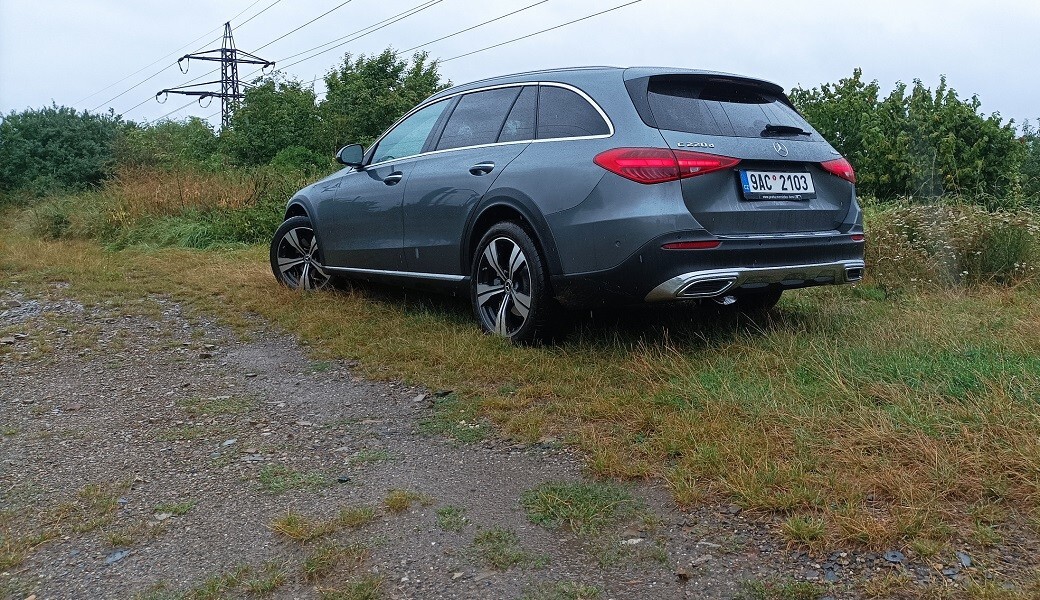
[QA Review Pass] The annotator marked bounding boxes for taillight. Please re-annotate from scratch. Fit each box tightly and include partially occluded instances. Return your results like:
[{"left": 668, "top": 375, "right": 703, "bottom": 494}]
[
  {"left": 594, "top": 148, "right": 740, "bottom": 184},
  {"left": 851, "top": 234, "right": 865, "bottom": 242},
  {"left": 662, "top": 240, "right": 721, "bottom": 250},
  {"left": 821, "top": 157, "right": 856, "bottom": 184}
]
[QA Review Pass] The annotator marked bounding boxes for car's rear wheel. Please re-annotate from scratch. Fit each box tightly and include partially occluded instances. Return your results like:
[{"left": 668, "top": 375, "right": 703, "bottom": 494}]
[
  {"left": 471, "top": 222, "right": 558, "bottom": 344},
  {"left": 270, "top": 216, "right": 331, "bottom": 290}
]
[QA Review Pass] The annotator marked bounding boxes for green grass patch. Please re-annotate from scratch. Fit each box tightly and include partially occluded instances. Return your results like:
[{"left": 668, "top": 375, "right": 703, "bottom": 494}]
[
  {"left": 417, "top": 393, "right": 490, "bottom": 443},
  {"left": 738, "top": 578, "right": 823, "bottom": 600},
  {"left": 435, "top": 505, "right": 467, "bottom": 533},
  {"left": 470, "top": 527, "right": 546, "bottom": 571},
  {"left": 348, "top": 448, "right": 391, "bottom": 466},
  {"left": 154, "top": 500, "right": 196, "bottom": 516},
  {"left": 521, "top": 481, "right": 640, "bottom": 535},
  {"left": 258, "top": 465, "right": 328, "bottom": 494}
]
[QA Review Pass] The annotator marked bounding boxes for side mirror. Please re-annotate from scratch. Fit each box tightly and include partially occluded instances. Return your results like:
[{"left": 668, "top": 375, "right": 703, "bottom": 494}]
[{"left": 336, "top": 144, "right": 365, "bottom": 167}]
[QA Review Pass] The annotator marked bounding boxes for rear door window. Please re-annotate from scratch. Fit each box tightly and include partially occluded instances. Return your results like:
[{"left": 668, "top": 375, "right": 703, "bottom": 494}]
[
  {"left": 498, "top": 86, "right": 537, "bottom": 143},
  {"left": 647, "top": 77, "right": 818, "bottom": 139},
  {"left": 436, "top": 87, "right": 521, "bottom": 151},
  {"left": 536, "top": 85, "right": 610, "bottom": 139}
]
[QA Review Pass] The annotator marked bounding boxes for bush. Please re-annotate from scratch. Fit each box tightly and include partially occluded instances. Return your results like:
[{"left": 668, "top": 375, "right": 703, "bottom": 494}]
[
  {"left": 113, "top": 117, "right": 222, "bottom": 171},
  {"left": 865, "top": 200, "right": 1039, "bottom": 287},
  {"left": 0, "top": 105, "right": 124, "bottom": 194}
]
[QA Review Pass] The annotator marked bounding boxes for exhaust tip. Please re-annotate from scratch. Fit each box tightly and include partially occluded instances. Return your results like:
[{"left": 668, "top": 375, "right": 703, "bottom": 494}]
[
  {"left": 677, "top": 277, "right": 736, "bottom": 298},
  {"left": 845, "top": 267, "right": 864, "bottom": 282}
]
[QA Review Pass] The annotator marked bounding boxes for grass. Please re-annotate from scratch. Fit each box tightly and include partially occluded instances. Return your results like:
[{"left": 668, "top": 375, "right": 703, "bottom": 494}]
[
  {"left": 154, "top": 500, "right": 196, "bottom": 516},
  {"left": 348, "top": 448, "right": 391, "bottom": 466},
  {"left": 470, "top": 527, "right": 545, "bottom": 570},
  {"left": 738, "top": 578, "right": 822, "bottom": 600},
  {"left": 520, "top": 481, "right": 640, "bottom": 535},
  {"left": 257, "top": 465, "right": 328, "bottom": 494},
  {"left": 302, "top": 542, "right": 367, "bottom": 581},
  {"left": 417, "top": 393, "right": 490, "bottom": 443},
  {"left": 782, "top": 515, "right": 827, "bottom": 547},
  {"left": 338, "top": 505, "right": 377, "bottom": 528},
  {"left": 2, "top": 204, "right": 1039, "bottom": 554},
  {"left": 435, "top": 505, "right": 467, "bottom": 532},
  {"left": 384, "top": 489, "right": 429, "bottom": 514},
  {"left": 269, "top": 510, "right": 338, "bottom": 543},
  {"left": 316, "top": 576, "right": 382, "bottom": 600}
]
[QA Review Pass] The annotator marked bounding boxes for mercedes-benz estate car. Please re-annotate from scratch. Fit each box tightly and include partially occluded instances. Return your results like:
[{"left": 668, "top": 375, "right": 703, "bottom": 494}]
[{"left": 270, "top": 66, "right": 865, "bottom": 343}]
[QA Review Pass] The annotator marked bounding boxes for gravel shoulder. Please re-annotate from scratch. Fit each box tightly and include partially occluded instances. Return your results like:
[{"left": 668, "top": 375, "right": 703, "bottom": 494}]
[{"left": 0, "top": 283, "right": 1028, "bottom": 599}]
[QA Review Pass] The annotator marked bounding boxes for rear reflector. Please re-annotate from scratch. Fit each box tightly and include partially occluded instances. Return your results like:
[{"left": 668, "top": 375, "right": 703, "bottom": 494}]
[
  {"left": 662, "top": 240, "right": 721, "bottom": 250},
  {"left": 594, "top": 148, "right": 740, "bottom": 184},
  {"left": 851, "top": 234, "right": 865, "bottom": 242},
  {"left": 821, "top": 157, "right": 856, "bottom": 184}
]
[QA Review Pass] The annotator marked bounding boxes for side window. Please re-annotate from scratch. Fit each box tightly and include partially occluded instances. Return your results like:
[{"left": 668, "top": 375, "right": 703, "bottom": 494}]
[
  {"left": 536, "top": 85, "right": 610, "bottom": 139},
  {"left": 497, "top": 86, "right": 537, "bottom": 143},
  {"left": 436, "top": 87, "right": 521, "bottom": 151},
  {"left": 370, "top": 99, "right": 450, "bottom": 164}
]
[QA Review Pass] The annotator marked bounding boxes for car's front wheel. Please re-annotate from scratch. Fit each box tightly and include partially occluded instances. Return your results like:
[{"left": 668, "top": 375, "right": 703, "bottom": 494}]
[
  {"left": 471, "top": 222, "right": 558, "bottom": 344},
  {"left": 270, "top": 215, "right": 331, "bottom": 290}
]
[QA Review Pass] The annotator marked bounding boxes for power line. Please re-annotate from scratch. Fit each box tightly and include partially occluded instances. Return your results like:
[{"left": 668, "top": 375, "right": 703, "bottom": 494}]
[
  {"left": 252, "top": 0, "right": 356, "bottom": 53},
  {"left": 74, "top": 0, "right": 268, "bottom": 105},
  {"left": 400, "top": 0, "right": 548, "bottom": 54},
  {"left": 91, "top": 0, "right": 284, "bottom": 113},
  {"left": 442, "top": 0, "right": 643, "bottom": 62},
  {"left": 275, "top": 0, "right": 447, "bottom": 71}
]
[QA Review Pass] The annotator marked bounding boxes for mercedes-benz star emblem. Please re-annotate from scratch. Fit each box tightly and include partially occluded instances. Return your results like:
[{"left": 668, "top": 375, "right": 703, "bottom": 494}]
[{"left": 773, "top": 141, "right": 789, "bottom": 157}]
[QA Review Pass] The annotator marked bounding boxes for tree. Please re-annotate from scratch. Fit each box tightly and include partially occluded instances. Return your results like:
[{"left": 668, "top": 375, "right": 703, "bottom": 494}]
[
  {"left": 113, "top": 117, "right": 220, "bottom": 170},
  {"left": 0, "top": 104, "right": 124, "bottom": 194},
  {"left": 222, "top": 76, "right": 322, "bottom": 166},
  {"left": 318, "top": 49, "right": 447, "bottom": 152},
  {"left": 790, "top": 70, "right": 1023, "bottom": 201},
  {"left": 1020, "top": 121, "right": 1040, "bottom": 201}
]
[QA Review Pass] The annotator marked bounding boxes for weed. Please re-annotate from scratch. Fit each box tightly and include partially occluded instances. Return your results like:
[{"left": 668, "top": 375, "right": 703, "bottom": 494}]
[
  {"left": 243, "top": 561, "right": 289, "bottom": 595},
  {"left": 302, "top": 542, "right": 366, "bottom": 581},
  {"left": 435, "top": 505, "right": 467, "bottom": 533},
  {"left": 316, "top": 575, "right": 383, "bottom": 600},
  {"left": 258, "top": 465, "right": 327, "bottom": 494},
  {"left": 782, "top": 515, "right": 827, "bottom": 546},
  {"left": 154, "top": 500, "right": 196, "bottom": 516},
  {"left": 738, "top": 578, "right": 823, "bottom": 600},
  {"left": 521, "top": 481, "right": 639, "bottom": 535},
  {"left": 418, "top": 393, "right": 489, "bottom": 443},
  {"left": 349, "top": 448, "right": 391, "bottom": 466},
  {"left": 470, "top": 527, "right": 545, "bottom": 570},
  {"left": 337, "top": 505, "right": 377, "bottom": 528},
  {"left": 269, "top": 510, "right": 336, "bottom": 543},
  {"left": 384, "top": 489, "right": 429, "bottom": 514}
]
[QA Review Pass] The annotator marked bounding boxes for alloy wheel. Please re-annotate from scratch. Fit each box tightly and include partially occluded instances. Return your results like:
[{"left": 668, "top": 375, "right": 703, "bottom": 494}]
[
  {"left": 475, "top": 236, "right": 533, "bottom": 337},
  {"left": 274, "top": 225, "right": 330, "bottom": 290}
]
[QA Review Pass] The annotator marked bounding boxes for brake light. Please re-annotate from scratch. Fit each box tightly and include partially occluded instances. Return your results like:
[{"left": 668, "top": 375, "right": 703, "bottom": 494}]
[
  {"left": 662, "top": 240, "right": 721, "bottom": 250},
  {"left": 821, "top": 157, "right": 856, "bottom": 184},
  {"left": 594, "top": 148, "right": 740, "bottom": 184},
  {"left": 851, "top": 234, "right": 865, "bottom": 242}
]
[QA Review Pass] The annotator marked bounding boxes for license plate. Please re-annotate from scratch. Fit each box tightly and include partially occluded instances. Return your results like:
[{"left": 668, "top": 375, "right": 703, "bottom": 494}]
[{"left": 739, "top": 170, "right": 816, "bottom": 200}]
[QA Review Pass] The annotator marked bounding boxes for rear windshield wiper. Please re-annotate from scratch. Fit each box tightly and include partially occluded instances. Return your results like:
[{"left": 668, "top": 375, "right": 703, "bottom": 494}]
[{"left": 761, "top": 124, "right": 812, "bottom": 137}]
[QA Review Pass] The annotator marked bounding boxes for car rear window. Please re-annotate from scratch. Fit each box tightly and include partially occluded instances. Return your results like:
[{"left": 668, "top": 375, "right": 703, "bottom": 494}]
[
  {"left": 537, "top": 85, "right": 610, "bottom": 140},
  {"left": 647, "top": 77, "right": 817, "bottom": 139}
]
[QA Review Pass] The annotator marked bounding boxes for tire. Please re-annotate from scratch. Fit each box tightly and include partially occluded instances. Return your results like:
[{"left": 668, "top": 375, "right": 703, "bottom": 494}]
[
  {"left": 471, "top": 222, "right": 559, "bottom": 344},
  {"left": 732, "top": 288, "right": 783, "bottom": 312},
  {"left": 270, "top": 215, "right": 332, "bottom": 291}
]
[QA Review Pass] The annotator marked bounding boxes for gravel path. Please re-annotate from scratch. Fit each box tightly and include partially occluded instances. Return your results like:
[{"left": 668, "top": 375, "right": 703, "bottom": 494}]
[{"left": 2, "top": 283, "right": 1020, "bottom": 599}]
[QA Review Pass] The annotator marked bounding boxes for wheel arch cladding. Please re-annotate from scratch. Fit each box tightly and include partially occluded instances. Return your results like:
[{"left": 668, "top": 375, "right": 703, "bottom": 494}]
[
  {"left": 284, "top": 200, "right": 310, "bottom": 220},
  {"left": 464, "top": 198, "right": 563, "bottom": 277}
]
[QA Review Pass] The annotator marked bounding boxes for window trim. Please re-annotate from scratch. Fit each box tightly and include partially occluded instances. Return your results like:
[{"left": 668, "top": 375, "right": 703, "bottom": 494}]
[{"left": 363, "top": 81, "right": 614, "bottom": 169}]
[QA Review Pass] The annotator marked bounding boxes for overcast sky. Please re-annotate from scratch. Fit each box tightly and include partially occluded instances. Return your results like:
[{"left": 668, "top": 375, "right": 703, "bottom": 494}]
[{"left": 1, "top": 0, "right": 1037, "bottom": 130}]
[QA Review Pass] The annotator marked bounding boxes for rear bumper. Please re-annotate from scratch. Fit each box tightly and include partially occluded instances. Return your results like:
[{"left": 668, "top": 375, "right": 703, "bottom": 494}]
[
  {"left": 644, "top": 259, "right": 864, "bottom": 301},
  {"left": 550, "top": 231, "right": 865, "bottom": 308}
]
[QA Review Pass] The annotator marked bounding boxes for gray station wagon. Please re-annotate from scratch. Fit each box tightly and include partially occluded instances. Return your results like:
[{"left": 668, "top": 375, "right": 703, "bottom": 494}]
[{"left": 270, "top": 66, "right": 865, "bottom": 343}]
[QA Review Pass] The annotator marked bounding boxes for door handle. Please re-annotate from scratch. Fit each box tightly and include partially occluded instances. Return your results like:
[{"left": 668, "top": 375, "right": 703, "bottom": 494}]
[
  {"left": 383, "top": 172, "right": 404, "bottom": 185},
  {"left": 469, "top": 162, "right": 495, "bottom": 176}
]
